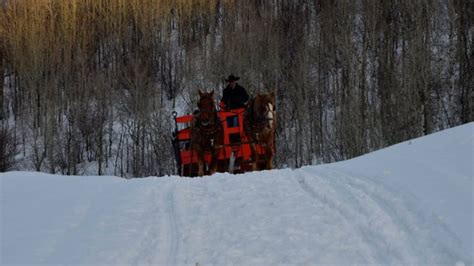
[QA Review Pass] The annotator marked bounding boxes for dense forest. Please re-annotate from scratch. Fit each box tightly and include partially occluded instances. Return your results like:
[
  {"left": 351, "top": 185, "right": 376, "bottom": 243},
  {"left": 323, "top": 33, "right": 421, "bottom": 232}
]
[{"left": 0, "top": 0, "right": 472, "bottom": 177}]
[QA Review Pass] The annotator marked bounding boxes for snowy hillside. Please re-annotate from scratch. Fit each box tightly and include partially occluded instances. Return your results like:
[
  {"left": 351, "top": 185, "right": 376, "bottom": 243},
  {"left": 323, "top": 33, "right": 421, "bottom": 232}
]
[{"left": 1, "top": 123, "right": 473, "bottom": 265}]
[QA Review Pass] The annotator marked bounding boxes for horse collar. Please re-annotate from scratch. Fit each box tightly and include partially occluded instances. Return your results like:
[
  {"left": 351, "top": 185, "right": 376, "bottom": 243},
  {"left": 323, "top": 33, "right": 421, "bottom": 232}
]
[{"left": 198, "top": 118, "right": 221, "bottom": 134}]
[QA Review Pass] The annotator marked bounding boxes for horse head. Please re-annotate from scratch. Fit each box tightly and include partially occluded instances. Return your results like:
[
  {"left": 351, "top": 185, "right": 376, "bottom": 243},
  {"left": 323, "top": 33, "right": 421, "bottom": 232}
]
[
  {"left": 250, "top": 92, "right": 275, "bottom": 130},
  {"left": 196, "top": 89, "right": 218, "bottom": 128}
]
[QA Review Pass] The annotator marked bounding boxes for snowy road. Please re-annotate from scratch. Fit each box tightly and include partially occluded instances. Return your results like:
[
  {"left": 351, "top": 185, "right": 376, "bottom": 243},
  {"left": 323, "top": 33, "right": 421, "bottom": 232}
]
[{"left": 1, "top": 123, "right": 473, "bottom": 265}]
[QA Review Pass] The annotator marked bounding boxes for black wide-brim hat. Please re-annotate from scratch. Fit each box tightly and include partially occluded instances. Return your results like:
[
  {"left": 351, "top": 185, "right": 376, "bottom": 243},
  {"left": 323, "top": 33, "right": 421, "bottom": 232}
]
[{"left": 225, "top": 74, "right": 240, "bottom": 82}]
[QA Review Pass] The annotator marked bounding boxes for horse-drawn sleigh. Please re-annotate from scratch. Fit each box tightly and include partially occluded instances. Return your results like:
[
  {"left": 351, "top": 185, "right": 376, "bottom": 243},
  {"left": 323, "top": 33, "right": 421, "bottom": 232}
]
[{"left": 172, "top": 90, "right": 276, "bottom": 177}]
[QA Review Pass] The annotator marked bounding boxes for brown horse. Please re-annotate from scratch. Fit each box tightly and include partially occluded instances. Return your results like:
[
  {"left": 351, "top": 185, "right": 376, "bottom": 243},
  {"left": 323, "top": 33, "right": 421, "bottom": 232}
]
[
  {"left": 190, "top": 89, "right": 223, "bottom": 176},
  {"left": 244, "top": 92, "right": 276, "bottom": 170}
]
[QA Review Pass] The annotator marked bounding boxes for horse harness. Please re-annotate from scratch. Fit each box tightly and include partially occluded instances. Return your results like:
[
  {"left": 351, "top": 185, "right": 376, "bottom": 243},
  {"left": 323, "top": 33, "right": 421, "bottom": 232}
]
[{"left": 194, "top": 111, "right": 222, "bottom": 148}]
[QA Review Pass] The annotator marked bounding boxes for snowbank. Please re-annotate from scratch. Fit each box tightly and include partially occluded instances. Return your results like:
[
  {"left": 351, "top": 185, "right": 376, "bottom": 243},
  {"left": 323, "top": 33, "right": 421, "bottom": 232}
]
[{"left": 1, "top": 123, "right": 472, "bottom": 265}]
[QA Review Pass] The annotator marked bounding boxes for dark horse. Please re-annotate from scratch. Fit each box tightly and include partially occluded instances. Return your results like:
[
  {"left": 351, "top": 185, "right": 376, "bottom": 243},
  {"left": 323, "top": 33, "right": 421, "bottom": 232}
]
[
  {"left": 244, "top": 92, "right": 276, "bottom": 170},
  {"left": 190, "top": 89, "right": 223, "bottom": 176}
]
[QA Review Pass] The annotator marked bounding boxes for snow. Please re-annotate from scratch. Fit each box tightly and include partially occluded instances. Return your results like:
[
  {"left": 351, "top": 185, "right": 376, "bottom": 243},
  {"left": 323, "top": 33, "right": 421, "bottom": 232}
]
[{"left": 1, "top": 123, "right": 473, "bottom": 265}]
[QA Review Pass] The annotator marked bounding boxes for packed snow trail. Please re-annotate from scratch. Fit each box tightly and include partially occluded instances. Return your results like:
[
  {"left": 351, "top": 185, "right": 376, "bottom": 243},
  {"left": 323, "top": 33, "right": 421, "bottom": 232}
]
[{"left": 1, "top": 123, "right": 472, "bottom": 265}]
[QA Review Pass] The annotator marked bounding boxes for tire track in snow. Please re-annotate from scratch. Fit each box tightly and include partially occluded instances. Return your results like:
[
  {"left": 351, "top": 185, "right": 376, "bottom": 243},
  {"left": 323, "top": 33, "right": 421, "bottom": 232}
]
[
  {"left": 164, "top": 181, "right": 179, "bottom": 265},
  {"left": 130, "top": 185, "right": 161, "bottom": 265},
  {"left": 183, "top": 181, "right": 213, "bottom": 265},
  {"left": 324, "top": 168, "right": 462, "bottom": 264},
  {"left": 307, "top": 168, "right": 418, "bottom": 264},
  {"left": 293, "top": 170, "right": 378, "bottom": 264},
  {"left": 131, "top": 180, "right": 179, "bottom": 265},
  {"left": 298, "top": 166, "right": 462, "bottom": 264}
]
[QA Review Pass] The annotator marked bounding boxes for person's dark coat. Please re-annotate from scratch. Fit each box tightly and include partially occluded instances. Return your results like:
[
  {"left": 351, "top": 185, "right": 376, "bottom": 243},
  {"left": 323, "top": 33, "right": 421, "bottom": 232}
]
[{"left": 221, "top": 83, "right": 249, "bottom": 109}]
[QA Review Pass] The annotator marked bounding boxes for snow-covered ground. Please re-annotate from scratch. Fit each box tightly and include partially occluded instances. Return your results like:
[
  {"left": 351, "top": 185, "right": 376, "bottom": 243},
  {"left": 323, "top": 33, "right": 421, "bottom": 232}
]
[{"left": 1, "top": 123, "right": 473, "bottom": 265}]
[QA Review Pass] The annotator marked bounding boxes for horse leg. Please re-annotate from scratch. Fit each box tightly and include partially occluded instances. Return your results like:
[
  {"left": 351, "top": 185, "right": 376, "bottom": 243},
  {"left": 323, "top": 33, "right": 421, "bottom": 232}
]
[
  {"left": 265, "top": 155, "right": 273, "bottom": 170},
  {"left": 197, "top": 152, "right": 205, "bottom": 177},
  {"left": 249, "top": 143, "right": 259, "bottom": 171},
  {"left": 209, "top": 149, "right": 218, "bottom": 175},
  {"left": 265, "top": 146, "right": 273, "bottom": 170}
]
